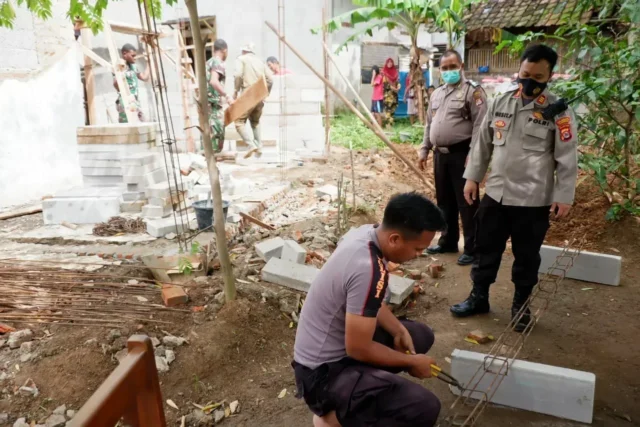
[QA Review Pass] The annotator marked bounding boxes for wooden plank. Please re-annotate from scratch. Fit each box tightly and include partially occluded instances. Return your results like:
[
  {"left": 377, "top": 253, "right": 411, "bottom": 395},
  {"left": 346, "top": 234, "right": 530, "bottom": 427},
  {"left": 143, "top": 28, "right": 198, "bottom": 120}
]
[
  {"left": 109, "top": 21, "right": 161, "bottom": 37},
  {"left": 79, "top": 28, "right": 97, "bottom": 125},
  {"left": 239, "top": 212, "right": 276, "bottom": 231},
  {"left": 224, "top": 77, "right": 269, "bottom": 126},
  {"left": 76, "top": 41, "right": 112, "bottom": 71},
  {"left": 0, "top": 206, "right": 42, "bottom": 221},
  {"left": 104, "top": 23, "right": 139, "bottom": 124}
]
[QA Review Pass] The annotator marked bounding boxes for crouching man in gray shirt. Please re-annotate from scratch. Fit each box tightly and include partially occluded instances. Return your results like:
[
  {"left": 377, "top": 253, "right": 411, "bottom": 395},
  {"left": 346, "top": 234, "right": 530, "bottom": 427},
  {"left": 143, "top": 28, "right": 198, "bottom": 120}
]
[{"left": 293, "top": 192, "right": 446, "bottom": 427}]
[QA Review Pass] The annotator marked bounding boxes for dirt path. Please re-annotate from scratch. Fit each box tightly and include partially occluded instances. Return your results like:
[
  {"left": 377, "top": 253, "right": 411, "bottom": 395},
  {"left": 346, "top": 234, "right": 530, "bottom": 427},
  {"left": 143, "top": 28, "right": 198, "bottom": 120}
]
[{"left": 1, "top": 146, "right": 638, "bottom": 427}]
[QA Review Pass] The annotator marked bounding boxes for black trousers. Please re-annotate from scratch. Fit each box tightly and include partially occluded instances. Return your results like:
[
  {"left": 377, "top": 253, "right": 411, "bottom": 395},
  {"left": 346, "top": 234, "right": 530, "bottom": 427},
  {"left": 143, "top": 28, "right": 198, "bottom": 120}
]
[
  {"left": 293, "top": 320, "right": 440, "bottom": 427},
  {"left": 434, "top": 140, "right": 479, "bottom": 254},
  {"left": 471, "top": 195, "right": 550, "bottom": 290}
]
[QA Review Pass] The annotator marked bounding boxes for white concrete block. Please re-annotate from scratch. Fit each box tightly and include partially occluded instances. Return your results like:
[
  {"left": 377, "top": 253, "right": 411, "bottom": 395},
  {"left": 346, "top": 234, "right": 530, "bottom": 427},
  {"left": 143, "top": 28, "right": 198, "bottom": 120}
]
[
  {"left": 120, "top": 152, "right": 160, "bottom": 166},
  {"left": 123, "top": 168, "right": 167, "bottom": 187},
  {"left": 81, "top": 167, "right": 123, "bottom": 176},
  {"left": 83, "top": 175, "right": 125, "bottom": 186},
  {"left": 261, "top": 258, "right": 320, "bottom": 292},
  {"left": 450, "top": 349, "right": 596, "bottom": 424},
  {"left": 79, "top": 159, "right": 122, "bottom": 168},
  {"left": 146, "top": 181, "right": 188, "bottom": 199},
  {"left": 122, "top": 191, "right": 147, "bottom": 202},
  {"left": 43, "top": 197, "right": 120, "bottom": 225},
  {"left": 301, "top": 89, "right": 325, "bottom": 103},
  {"left": 388, "top": 275, "right": 415, "bottom": 305},
  {"left": 77, "top": 123, "right": 158, "bottom": 137},
  {"left": 122, "top": 161, "right": 162, "bottom": 177},
  {"left": 281, "top": 240, "right": 307, "bottom": 264},
  {"left": 142, "top": 204, "right": 173, "bottom": 218},
  {"left": 76, "top": 143, "right": 155, "bottom": 153},
  {"left": 255, "top": 237, "right": 286, "bottom": 261},
  {"left": 539, "top": 245, "right": 621, "bottom": 286},
  {"left": 146, "top": 216, "right": 192, "bottom": 238},
  {"left": 120, "top": 201, "right": 145, "bottom": 213},
  {"left": 55, "top": 187, "right": 124, "bottom": 198}
]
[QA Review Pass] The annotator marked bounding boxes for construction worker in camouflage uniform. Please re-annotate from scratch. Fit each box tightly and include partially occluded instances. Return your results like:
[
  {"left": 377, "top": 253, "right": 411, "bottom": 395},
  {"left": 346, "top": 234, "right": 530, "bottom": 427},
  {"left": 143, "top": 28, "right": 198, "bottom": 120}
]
[
  {"left": 114, "top": 43, "right": 149, "bottom": 123},
  {"left": 206, "top": 39, "right": 234, "bottom": 152}
]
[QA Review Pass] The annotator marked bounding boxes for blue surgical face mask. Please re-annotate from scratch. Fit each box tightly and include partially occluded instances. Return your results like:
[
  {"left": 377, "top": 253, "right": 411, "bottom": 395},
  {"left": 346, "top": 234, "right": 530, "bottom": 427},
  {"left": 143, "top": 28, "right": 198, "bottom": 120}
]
[{"left": 442, "top": 69, "right": 461, "bottom": 85}]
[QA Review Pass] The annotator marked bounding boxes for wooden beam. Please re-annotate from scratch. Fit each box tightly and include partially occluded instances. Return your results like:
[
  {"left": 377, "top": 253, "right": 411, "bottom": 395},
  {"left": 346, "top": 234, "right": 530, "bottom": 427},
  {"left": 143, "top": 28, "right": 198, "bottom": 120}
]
[
  {"left": 104, "top": 23, "right": 139, "bottom": 124},
  {"left": 265, "top": 21, "right": 435, "bottom": 193},
  {"left": 0, "top": 206, "right": 42, "bottom": 221},
  {"left": 161, "top": 50, "right": 195, "bottom": 80},
  {"left": 79, "top": 28, "right": 97, "bottom": 125},
  {"left": 239, "top": 212, "right": 276, "bottom": 231},
  {"left": 108, "top": 21, "right": 162, "bottom": 37},
  {"left": 76, "top": 41, "right": 112, "bottom": 70}
]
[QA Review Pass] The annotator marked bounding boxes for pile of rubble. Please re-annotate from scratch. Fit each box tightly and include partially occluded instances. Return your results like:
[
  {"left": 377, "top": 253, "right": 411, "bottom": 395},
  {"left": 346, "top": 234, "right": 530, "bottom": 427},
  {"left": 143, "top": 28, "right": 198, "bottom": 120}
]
[{"left": 10, "top": 404, "right": 75, "bottom": 427}]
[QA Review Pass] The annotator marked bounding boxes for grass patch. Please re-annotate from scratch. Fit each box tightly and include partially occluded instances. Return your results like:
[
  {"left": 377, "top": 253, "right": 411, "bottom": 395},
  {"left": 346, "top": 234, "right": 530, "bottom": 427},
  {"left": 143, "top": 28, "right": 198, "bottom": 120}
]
[{"left": 330, "top": 114, "right": 423, "bottom": 150}]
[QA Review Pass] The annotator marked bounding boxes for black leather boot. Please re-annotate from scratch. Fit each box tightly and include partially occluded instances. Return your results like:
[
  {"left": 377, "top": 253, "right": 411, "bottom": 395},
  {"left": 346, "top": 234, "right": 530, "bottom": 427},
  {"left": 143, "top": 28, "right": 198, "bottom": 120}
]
[
  {"left": 511, "top": 286, "right": 535, "bottom": 333},
  {"left": 450, "top": 285, "right": 490, "bottom": 317}
]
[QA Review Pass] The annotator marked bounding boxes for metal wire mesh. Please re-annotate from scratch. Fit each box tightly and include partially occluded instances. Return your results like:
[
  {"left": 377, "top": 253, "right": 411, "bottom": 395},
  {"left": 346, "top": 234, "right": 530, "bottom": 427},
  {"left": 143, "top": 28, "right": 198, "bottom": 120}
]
[
  {"left": 441, "top": 237, "right": 586, "bottom": 427},
  {"left": 137, "top": 0, "right": 195, "bottom": 252}
]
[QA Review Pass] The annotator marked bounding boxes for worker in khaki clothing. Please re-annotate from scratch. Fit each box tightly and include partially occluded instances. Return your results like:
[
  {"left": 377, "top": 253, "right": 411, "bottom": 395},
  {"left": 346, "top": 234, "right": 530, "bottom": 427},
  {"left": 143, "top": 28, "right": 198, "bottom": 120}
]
[
  {"left": 452, "top": 44, "right": 578, "bottom": 333},
  {"left": 234, "top": 43, "right": 273, "bottom": 158},
  {"left": 418, "top": 50, "right": 488, "bottom": 266}
]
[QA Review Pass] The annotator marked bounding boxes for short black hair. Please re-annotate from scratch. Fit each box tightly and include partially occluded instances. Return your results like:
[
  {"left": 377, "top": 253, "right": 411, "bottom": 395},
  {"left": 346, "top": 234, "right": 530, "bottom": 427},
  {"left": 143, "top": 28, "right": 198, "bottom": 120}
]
[
  {"left": 121, "top": 43, "right": 136, "bottom": 54},
  {"left": 382, "top": 192, "right": 446, "bottom": 238},
  {"left": 213, "top": 39, "right": 228, "bottom": 52},
  {"left": 520, "top": 44, "right": 558, "bottom": 72},
  {"left": 441, "top": 49, "right": 462, "bottom": 63},
  {"left": 266, "top": 56, "right": 279, "bottom": 64},
  {"left": 428, "top": 85, "right": 435, "bottom": 89},
  {"left": 372, "top": 65, "right": 380, "bottom": 73}
]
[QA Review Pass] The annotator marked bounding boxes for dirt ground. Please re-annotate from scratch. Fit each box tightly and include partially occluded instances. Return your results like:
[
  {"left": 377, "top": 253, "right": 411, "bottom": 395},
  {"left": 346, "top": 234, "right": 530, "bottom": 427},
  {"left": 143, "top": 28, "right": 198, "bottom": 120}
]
[{"left": 0, "top": 146, "right": 639, "bottom": 427}]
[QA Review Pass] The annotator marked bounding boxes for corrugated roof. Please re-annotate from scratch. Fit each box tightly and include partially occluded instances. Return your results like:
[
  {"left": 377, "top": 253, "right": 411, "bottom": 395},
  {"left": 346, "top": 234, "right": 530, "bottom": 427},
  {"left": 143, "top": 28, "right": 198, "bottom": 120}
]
[{"left": 464, "top": 0, "right": 593, "bottom": 30}]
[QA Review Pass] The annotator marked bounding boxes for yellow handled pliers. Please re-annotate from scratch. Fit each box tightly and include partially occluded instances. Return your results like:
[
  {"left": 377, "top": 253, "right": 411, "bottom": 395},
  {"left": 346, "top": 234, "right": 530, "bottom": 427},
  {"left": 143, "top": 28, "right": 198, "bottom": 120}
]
[{"left": 430, "top": 364, "right": 465, "bottom": 392}]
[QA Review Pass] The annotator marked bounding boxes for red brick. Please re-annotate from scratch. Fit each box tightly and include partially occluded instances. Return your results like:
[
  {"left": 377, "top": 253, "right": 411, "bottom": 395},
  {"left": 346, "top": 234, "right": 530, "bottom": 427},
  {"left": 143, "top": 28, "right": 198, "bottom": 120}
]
[
  {"left": 428, "top": 265, "right": 441, "bottom": 278},
  {"left": 162, "top": 285, "right": 188, "bottom": 307},
  {"left": 125, "top": 254, "right": 134, "bottom": 260}
]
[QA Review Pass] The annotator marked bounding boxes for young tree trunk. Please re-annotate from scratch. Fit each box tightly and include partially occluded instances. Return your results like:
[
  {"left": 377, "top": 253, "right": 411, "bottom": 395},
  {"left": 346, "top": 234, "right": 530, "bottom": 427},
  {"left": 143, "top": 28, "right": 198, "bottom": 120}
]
[
  {"left": 185, "top": 0, "right": 236, "bottom": 302},
  {"left": 410, "top": 36, "right": 425, "bottom": 124}
]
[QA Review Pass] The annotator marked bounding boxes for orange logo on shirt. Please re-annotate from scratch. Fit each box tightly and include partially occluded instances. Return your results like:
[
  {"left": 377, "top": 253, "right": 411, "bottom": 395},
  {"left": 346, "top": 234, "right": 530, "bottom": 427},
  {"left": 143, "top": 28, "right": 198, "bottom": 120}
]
[
  {"left": 374, "top": 258, "right": 387, "bottom": 299},
  {"left": 535, "top": 95, "right": 546, "bottom": 105},
  {"left": 533, "top": 112, "right": 543, "bottom": 120},
  {"left": 556, "top": 117, "right": 571, "bottom": 127},
  {"left": 495, "top": 130, "right": 503, "bottom": 140},
  {"left": 495, "top": 120, "right": 506, "bottom": 128}
]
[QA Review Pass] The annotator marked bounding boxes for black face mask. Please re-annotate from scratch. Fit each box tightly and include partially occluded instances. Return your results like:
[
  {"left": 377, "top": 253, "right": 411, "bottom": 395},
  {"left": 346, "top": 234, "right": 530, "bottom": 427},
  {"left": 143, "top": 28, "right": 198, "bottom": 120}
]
[{"left": 517, "top": 77, "right": 548, "bottom": 97}]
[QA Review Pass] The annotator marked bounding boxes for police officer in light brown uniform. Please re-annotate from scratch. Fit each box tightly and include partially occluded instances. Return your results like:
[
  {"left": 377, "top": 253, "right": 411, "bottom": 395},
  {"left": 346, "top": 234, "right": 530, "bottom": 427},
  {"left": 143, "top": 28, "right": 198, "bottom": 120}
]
[
  {"left": 418, "top": 50, "right": 488, "bottom": 266},
  {"left": 451, "top": 44, "right": 578, "bottom": 333}
]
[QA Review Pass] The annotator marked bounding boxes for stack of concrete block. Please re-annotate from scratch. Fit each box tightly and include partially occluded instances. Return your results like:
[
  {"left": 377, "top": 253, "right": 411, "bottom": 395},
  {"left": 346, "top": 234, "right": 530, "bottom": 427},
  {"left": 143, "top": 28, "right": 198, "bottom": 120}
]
[
  {"left": 77, "top": 123, "right": 159, "bottom": 187},
  {"left": 144, "top": 179, "right": 196, "bottom": 237}
]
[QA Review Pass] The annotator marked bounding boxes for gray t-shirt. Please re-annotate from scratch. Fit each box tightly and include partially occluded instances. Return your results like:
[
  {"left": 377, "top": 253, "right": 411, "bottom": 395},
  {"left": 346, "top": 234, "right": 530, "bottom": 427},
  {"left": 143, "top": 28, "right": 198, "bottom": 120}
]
[{"left": 293, "top": 224, "right": 390, "bottom": 369}]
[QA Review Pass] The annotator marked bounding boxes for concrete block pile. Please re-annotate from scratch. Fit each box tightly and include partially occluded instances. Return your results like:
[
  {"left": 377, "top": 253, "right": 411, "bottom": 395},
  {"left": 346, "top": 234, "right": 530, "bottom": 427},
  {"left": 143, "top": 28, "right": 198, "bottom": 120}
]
[
  {"left": 77, "top": 123, "right": 158, "bottom": 187},
  {"left": 257, "top": 236, "right": 416, "bottom": 304}
]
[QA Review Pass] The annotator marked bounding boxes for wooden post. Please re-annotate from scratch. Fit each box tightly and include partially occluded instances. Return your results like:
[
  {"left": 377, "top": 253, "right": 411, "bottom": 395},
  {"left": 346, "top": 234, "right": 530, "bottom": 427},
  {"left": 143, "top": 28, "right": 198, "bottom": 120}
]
[
  {"left": 265, "top": 21, "right": 434, "bottom": 192},
  {"left": 80, "top": 24, "right": 96, "bottom": 125},
  {"left": 322, "top": 5, "right": 331, "bottom": 154},
  {"left": 176, "top": 29, "right": 195, "bottom": 152},
  {"left": 104, "top": 23, "right": 140, "bottom": 124},
  {"left": 185, "top": 0, "right": 236, "bottom": 302}
]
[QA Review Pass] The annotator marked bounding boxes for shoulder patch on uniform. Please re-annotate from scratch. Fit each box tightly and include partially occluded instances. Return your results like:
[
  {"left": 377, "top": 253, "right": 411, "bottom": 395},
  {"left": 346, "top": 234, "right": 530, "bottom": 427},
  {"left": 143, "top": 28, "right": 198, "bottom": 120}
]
[
  {"left": 361, "top": 242, "right": 389, "bottom": 317},
  {"left": 467, "top": 80, "right": 479, "bottom": 87},
  {"left": 556, "top": 116, "right": 573, "bottom": 142}
]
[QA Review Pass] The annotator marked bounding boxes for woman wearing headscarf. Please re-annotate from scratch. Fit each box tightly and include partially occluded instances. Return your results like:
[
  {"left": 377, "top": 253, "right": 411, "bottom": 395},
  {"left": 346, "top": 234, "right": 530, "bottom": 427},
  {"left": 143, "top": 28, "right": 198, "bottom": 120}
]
[{"left": 381, "top": 58, "right": 401, "bottom": 128}]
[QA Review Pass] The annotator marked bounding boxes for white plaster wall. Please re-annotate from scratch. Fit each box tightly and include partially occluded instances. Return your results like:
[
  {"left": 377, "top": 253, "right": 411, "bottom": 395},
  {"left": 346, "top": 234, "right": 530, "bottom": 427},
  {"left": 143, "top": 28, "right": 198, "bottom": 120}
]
[
  {"left": 0, "top": 0, "right": 74, "bottom": 73},
  {"left": 0, "top": 48, "right": 84, "bottom": 209}
]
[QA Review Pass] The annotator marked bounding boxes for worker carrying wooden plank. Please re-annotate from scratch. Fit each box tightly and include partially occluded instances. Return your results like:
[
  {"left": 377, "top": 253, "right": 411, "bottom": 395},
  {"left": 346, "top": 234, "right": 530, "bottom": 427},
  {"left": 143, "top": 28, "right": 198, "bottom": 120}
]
[
  {"left": 205, "top": 39, "right": 234, "bottom": 153},
  {"left": 233, "top": 43, "right": 273, "bottom": 158}
]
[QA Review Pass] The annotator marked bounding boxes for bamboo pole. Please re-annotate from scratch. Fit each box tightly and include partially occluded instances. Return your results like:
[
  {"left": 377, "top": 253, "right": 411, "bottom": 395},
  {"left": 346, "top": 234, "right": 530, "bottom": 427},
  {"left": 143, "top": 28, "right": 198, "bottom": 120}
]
[
  {"left": 80, "top": 25, "right": 97, "bottom": 124},
  {"left": 265, "top": 22, "right": 435, "bottom": 193},
  {"left": 322, "top": 5, "right": 331, "bottom": 154}
]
